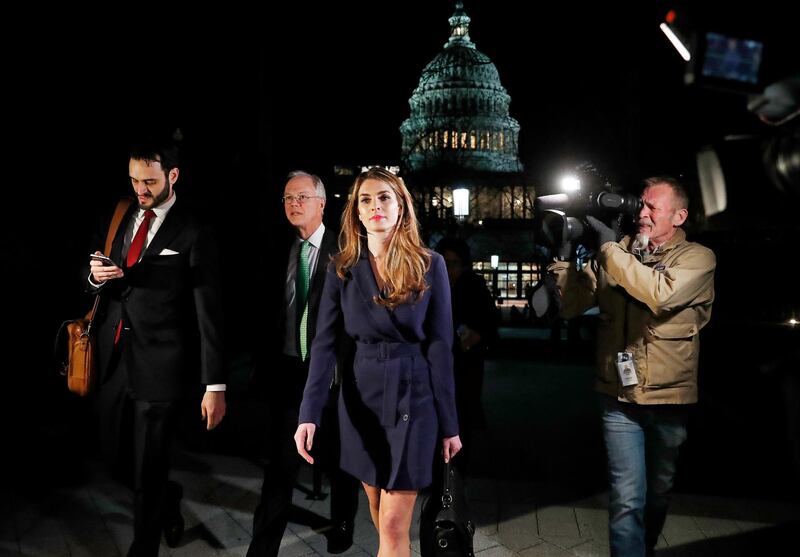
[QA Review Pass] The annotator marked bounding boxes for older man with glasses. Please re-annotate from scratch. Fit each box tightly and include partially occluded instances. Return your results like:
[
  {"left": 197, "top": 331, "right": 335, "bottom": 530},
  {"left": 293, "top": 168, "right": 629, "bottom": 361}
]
[{"left": 248, "top": 171, "right": 359, "bottom": 556}]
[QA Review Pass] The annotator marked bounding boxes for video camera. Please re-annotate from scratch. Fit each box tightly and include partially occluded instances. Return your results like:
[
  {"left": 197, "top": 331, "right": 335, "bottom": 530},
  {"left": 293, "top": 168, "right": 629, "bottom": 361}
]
[
  {"left": 534, "top": 190, "right": 642, "bottom": 259},
  {"left": 660, "top": 6, "right": 799, "bottom": 215}
]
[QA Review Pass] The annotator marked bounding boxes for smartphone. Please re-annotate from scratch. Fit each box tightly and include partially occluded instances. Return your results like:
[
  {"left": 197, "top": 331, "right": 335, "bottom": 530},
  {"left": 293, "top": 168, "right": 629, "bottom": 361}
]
[{"left": 89, "top": 253, "right": 118, "bottom": 267}]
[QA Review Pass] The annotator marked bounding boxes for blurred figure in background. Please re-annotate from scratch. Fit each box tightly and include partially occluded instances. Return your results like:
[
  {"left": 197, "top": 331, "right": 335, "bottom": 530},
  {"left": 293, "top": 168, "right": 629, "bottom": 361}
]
[{"left": 435, "top": 237, "right": 498, "bottom": 471}]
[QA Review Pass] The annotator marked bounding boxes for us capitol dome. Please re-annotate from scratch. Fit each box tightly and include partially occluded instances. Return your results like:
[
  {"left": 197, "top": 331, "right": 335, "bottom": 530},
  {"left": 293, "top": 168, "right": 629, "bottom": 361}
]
[
  {"left": 398, "top": 2, "right": 538, "bottom": 303},
  {"left": 400, "top": 1, "right": 523, "bottom": 175}
]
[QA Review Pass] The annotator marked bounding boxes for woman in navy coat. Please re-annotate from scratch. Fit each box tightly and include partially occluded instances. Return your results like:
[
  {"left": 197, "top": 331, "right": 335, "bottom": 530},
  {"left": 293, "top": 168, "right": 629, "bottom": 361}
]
[{"left": 295, "top": 167, "right": 461, "bottom": 556}]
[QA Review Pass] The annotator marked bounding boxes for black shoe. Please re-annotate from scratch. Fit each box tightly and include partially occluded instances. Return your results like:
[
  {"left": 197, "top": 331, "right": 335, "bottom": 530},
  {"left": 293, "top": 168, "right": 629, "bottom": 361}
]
[
  {"left": 163, "top": 482, "right": 184, "bottom": 548},
  {"left": 326, "top": 520, "right": 354, "bottom": 554}
]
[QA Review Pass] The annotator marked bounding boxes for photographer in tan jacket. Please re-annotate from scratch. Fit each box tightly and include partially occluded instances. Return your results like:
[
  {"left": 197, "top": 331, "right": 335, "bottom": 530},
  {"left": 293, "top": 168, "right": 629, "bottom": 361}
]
[{"left": 549, "top": 176, "right": 715, "bottom": 557}]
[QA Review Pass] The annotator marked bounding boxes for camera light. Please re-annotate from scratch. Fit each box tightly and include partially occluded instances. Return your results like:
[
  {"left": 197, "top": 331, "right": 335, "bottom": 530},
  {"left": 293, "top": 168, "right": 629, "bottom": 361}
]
[
  {"left": 660, "top": 22, "right": 691, "bottom": 62},
  {"left": 560, "top": 175, "right": 581, "bottom": 192}
]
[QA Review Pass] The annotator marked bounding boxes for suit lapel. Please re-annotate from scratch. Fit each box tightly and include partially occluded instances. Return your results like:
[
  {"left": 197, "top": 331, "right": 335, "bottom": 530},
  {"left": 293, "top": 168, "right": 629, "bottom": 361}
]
[
  {"left": 350, "top": 254, "right": 403, "bottom": 340},
  {"left": 112, "top": 201, "right": 188, "bottom": 263},
  {"left": 143, "top": 202, "right": 186, "bottom": 258},
  {"left": 273, "top": 237, "right": 293, "bottom": 345},
  {"left": 308, "top": 228, "right": 336, "bottom": 306}
]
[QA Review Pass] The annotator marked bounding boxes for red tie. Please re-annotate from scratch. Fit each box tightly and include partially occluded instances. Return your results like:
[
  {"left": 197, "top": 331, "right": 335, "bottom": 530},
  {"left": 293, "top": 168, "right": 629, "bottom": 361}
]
[
  {"left": 126, "top": 209, "right": 156, "bottom": 267},
  {"left": 114, "top": 210, "right": 156, "bottom": 344}
]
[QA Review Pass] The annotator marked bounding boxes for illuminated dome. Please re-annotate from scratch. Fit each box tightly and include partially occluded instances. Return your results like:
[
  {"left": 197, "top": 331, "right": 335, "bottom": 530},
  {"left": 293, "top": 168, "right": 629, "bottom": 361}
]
[{"left": 400, "top": 2, "right": 523, "bottom": 174}]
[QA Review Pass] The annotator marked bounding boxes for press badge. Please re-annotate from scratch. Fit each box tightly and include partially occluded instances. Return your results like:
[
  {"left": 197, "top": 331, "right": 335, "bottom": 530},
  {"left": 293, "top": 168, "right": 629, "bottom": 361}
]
[{"left": 616, "top": 352, "right": 638, "bottom": 387}]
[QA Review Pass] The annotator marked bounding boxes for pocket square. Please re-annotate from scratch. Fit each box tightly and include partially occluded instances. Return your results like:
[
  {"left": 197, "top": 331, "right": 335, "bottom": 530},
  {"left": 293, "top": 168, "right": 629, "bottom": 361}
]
[{"left": 159, "top": 249, "right": 180, "bottom": 256}]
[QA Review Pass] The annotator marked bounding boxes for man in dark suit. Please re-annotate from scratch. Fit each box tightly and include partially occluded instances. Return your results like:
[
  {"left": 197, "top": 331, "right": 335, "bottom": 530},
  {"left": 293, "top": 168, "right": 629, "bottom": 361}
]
[
  {"left": 88, "top": 134, "right": 226, "bottom": 557},
  {"left": 248, "top": 171, "right": 358, "bottom": 556}
]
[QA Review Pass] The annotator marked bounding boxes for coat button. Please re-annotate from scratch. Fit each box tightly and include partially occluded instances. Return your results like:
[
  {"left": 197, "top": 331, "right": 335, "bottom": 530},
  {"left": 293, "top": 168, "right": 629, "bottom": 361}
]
[{"left": 402, "top": 414, "right": 409, "bottom": 422}]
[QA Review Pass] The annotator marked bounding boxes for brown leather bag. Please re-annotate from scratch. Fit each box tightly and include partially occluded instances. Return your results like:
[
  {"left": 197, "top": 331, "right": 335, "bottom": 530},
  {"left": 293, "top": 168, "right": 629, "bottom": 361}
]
[
  {"left": 56, "top": 198, "right": 132, "bottom": 396},
  {"left": 60, "top": 298, "right": 100, "bottom": 396}
]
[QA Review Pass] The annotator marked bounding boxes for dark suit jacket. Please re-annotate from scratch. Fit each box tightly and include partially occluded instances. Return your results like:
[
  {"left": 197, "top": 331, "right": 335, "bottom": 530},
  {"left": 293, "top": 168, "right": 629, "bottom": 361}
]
[
  {"left": 256, "top": 226, "right": 338, "bottom": 405},
  {"left": 88, "top": 199, "right": 225, "bottom": 401}
]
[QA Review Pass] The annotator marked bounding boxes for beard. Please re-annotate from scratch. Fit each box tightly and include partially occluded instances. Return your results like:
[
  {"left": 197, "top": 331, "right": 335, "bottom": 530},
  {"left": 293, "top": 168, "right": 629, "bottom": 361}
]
[
  {"left": 139, "top": 183, "right": 171, "bottom": 209},
  {"left": 632, "top": 232, "right": 650, "bottom": 255}
]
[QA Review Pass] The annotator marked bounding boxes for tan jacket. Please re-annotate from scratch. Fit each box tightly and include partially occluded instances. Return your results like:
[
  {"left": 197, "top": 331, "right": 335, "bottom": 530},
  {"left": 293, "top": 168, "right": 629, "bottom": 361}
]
[{"left": 550, "top": 228, "right": 716, "bottom": 404}]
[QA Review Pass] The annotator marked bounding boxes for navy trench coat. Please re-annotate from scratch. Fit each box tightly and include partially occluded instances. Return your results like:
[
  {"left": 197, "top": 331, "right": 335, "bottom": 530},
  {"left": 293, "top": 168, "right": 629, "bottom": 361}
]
[{"left": 299, "top": 251, "right": 458, "bottom": 490}]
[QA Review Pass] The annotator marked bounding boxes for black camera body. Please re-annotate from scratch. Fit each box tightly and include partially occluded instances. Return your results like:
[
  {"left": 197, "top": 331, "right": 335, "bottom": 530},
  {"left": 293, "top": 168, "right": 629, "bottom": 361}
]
[
  {"left": 534, "top": 191, "right": 642, "bottom": 256},
  {"left": 529, "top": 190, "right": 642, "bottom": 318}
]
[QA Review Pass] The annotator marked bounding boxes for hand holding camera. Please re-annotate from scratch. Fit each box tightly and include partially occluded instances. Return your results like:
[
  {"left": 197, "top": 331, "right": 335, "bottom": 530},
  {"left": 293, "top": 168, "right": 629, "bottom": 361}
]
[
  {"left": 534, "top": 190, "right": 638, "bottom": 260},
  {"left": 585, "top": 215, "right": 617, "bottom": 248}
]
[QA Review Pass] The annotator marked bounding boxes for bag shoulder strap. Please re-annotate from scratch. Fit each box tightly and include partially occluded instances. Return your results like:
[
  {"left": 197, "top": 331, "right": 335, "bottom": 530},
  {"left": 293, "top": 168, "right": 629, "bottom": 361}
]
[
  {"left": 104, "top": 198, "right": 134, "bottom": 256},
  {"left": 87, "top": 198, "right": 133, "bottom": 321}
]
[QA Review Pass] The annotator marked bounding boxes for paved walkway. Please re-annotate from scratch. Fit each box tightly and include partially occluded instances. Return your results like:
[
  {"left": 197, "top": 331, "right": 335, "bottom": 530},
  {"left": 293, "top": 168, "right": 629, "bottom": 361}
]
[
  {"left": 3, "top": 448, "right": 799, "bottom": 557},
  {"left": 3, "top": 330, "right": 799, "bottom": 556}
]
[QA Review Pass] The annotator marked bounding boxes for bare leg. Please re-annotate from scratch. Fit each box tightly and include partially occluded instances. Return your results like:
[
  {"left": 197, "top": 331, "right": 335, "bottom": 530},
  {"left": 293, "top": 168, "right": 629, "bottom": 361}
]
[
  {"left": 378, "top": 489, "right": 417, "bottom": 557},
  {"left": 361, "top": 482, "right": 418, "bottom": 556},
  {"left": 362, "top": 482, "right": 381, "bottom": 531}
]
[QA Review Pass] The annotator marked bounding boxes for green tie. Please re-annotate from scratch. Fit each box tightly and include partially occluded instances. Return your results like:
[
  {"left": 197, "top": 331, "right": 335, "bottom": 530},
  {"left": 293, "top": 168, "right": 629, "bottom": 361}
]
[{"left": 297, "top": 240, "right": 311, "bottom": 361}]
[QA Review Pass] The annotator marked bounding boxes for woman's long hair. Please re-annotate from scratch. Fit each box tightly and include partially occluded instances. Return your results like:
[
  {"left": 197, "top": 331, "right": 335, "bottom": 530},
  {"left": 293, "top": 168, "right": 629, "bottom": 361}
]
[{"left": 335, "top": 168, "right": 431, "bottom": 308}]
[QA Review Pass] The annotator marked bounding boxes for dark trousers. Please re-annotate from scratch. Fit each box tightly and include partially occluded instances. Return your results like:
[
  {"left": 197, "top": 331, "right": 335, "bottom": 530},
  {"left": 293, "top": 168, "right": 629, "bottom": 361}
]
[
  {"left": 320, "top": 397, "right": 360, "bottom": 527},
  {"left": 247, "top": 356, "right": 359, "bottom": 557},
  {"left": 96, "top": 355, "right": 178, "bottom": 557}
]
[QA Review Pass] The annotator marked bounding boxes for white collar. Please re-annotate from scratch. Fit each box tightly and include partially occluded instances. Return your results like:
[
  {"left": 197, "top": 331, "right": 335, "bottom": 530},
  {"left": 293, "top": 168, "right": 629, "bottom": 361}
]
[{"left": 300, "top": 222, "right": 325, "bottom": 249}]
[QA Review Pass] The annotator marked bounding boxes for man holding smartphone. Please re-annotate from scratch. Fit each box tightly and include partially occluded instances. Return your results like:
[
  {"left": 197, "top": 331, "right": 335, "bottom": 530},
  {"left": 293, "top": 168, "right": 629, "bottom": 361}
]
[
  {"left": 87, "top": 132, "right": 225, "bottom": 557},
  {"left": 90, "top": 253, "right": 117, "bottom": 266}
]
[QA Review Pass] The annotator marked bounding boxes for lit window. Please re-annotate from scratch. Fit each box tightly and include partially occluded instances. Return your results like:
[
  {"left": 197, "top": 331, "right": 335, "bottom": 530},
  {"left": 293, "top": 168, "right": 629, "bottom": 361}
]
[{"left": 453, "top": 188, "right": 469, "bottom": 217}]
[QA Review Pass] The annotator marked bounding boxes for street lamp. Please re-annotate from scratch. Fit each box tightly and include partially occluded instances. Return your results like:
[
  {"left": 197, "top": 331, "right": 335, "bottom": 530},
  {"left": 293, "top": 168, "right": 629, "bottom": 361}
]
[{"left": 453, "top": 187, "right": 469, "bottom": 219}]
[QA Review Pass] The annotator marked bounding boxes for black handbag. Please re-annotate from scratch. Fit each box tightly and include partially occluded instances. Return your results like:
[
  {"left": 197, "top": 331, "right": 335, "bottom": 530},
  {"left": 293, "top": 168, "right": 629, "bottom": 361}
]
[{"left": 420, "top": 460, "right": 475, "bottom": 557}]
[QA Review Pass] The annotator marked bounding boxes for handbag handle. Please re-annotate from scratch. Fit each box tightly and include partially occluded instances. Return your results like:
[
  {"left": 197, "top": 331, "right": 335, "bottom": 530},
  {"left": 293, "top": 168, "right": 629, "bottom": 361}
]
[
  {"left": 441, "top": 460, "right": 454, "bottom": 509},
  {"left": 86, "top": 197, "right": 133, "bottom": 323}
]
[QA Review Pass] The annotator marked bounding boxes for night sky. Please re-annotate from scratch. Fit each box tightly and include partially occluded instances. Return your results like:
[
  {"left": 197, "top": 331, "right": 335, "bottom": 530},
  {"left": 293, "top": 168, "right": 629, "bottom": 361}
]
[{"left": 19, "top": 1, "right": 795, "bottom": 204}]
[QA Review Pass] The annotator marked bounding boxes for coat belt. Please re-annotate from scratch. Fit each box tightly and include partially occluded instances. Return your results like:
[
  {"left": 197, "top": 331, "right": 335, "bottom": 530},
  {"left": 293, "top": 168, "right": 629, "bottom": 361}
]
[{"left": 356, "top": 341, "right": 423, "bottom": 426}]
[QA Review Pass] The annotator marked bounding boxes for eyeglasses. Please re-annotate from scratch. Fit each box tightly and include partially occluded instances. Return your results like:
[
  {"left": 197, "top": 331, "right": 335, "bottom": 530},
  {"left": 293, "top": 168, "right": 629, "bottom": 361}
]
[{"left": 282, "top": 194, "right": 321, "bottom": 205}]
